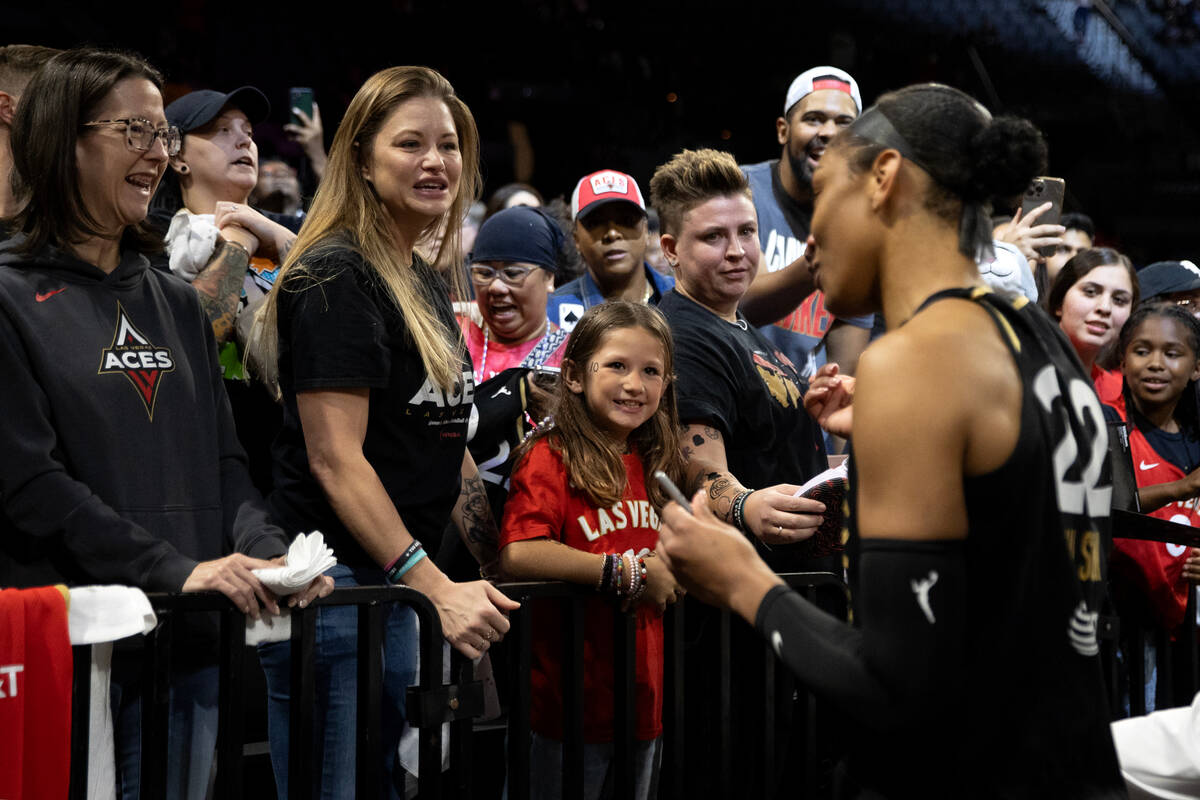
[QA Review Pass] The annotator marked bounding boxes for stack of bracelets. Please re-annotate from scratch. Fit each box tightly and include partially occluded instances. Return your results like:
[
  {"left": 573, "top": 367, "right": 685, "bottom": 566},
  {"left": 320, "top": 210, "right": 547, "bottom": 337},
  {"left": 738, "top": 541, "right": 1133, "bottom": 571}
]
[
  {"left": 730, "top": 489, "right": 754, "bottom": 534},
  {"left": 596, "top": 551, "right": 649, "bottom": 602},
  {"left": 385, "top": 540, "right": 427, "bottom": 584}
]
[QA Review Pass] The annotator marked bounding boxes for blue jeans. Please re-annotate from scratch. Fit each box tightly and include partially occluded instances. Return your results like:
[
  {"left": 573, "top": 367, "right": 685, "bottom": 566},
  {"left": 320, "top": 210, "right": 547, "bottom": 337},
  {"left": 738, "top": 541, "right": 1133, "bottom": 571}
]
[
  {"left": 110, "top": 654, "right": 219, "bottom": 800},
  {"left": 257, "top": 564, "right": 418, "bottom": 800}
]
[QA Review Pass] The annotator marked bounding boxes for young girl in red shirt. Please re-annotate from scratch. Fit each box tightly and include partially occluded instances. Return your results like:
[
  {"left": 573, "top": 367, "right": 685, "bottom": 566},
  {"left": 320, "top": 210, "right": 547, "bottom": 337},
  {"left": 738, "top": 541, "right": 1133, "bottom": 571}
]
[
  {"left": 1106, "top": 303, "right": 1200, "bottom": 711},
  {"left": 499, "top": 300, "right": 685, "bottom": 799}
]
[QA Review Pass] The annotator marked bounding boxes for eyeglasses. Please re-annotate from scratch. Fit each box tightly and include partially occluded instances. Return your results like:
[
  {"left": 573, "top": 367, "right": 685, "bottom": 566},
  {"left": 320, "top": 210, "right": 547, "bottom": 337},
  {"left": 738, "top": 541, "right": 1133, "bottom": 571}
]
[
  {"left": 83, "top": 118, "right": 182, "bottom": 157},
  {"left": 469, "top": 264, "right": 540, "bottom": 287}
]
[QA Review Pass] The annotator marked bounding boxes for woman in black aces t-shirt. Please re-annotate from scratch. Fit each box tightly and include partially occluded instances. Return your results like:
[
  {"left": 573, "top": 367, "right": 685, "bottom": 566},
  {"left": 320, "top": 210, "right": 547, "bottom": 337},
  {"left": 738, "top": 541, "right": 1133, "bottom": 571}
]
[{"left": 252, "top": 66, "right": 518, "bottom": 796}]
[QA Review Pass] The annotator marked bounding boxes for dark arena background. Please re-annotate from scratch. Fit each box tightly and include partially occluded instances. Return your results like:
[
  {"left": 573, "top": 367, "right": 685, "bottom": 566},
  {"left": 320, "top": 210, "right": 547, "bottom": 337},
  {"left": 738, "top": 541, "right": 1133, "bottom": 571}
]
[
  {"left": 8, "top": 2, "right": 1200, "bottom": 797},
  {"left": 8, "top": 0, "right": 1200, "bottom": 266}
]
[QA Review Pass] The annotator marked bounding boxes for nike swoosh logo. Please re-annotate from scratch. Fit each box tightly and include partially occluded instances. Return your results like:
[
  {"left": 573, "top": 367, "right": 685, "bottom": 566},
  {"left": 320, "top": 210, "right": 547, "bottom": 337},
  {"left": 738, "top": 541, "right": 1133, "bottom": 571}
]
[
  {"left": 35, "top": 288, "right": 67, "bottom": 303},
  {"left": 1139, "top": 461, "right": 1160, "bottom": 471}
]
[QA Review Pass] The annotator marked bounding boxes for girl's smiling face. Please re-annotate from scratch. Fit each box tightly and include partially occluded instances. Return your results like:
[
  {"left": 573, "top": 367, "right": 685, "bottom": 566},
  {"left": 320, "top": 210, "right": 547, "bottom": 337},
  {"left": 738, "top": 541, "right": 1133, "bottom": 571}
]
[
  {"left": 564, "top": 325, "right": 667, "bottom": 445},
  {"left": 1123, "top": 315, "right": 1200, "bottom": 418}
]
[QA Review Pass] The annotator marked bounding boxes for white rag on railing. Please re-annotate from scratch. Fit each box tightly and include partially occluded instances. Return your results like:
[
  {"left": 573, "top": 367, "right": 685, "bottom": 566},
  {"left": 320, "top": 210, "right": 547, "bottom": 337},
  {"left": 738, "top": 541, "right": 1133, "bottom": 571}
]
[{"left": 68, "top": 586, "right": 158, "bottom": 800}]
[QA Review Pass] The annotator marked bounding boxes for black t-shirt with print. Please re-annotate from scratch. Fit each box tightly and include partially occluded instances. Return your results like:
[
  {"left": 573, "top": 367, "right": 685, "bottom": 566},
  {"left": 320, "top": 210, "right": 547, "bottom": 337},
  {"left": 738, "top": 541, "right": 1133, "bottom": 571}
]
[
  {"left": 268, "top": 241, "right": 473, "bottom": 566},
  {"left": 658, "top": 289, "right": 826, "bottom": 496}
]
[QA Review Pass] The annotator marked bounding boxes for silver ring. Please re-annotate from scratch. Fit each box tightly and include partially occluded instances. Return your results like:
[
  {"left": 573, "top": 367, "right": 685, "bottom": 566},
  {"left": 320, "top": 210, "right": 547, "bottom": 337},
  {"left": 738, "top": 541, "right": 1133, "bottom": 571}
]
[
  {"left": 777, "top": 525, "right": 783, "bottom": 536},
  {"left": 485, "top": 629, "right": 496, "bottom": 642}
]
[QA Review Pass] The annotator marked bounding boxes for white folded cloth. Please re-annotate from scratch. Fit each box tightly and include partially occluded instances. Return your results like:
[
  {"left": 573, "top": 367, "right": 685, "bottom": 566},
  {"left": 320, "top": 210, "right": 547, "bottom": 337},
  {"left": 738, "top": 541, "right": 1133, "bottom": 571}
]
[
  {"left": 165, "top": 209, "right": 220, "bottom": 282},
  {"left": 67, "top": 586, "right": 157, "bottom": 800},
  {"left": 253, "top": 531, "right": 337, "bottom": 596}
]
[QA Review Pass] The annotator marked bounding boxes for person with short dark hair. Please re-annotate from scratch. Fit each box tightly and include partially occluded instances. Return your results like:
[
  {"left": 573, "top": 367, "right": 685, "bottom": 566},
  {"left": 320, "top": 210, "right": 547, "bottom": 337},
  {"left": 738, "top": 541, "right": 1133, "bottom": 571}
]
[
  {"left": 658, "top": 83, "right": 1125, "bottom": 797},
  {"left": 739, "top": 66, "right": 875, "bottom": 383},
  {"left": 0, "top": 44, "right": 61, "bottom": 218},
  {"left": 651, "top": 148, "right": 828, "bottom": 561},
  {"left": 0, "top": 47, "right": 330, "bottom": 800},
  {"left": 1045, "top": 210, "right": 1097, "bottom": 285},
  {"left": 546, "top": 169, "right": 675, "bottom": 332}
]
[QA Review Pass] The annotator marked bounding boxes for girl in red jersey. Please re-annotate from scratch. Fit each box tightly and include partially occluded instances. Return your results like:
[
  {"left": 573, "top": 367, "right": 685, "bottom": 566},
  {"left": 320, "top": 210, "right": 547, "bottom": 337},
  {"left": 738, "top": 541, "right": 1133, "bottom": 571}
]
[
  {"left": 1106, "top": 303, "right": 1200, "bottom": 711},
  {"left": 499, "top": 300, "right": 685, "bottom": 800}
]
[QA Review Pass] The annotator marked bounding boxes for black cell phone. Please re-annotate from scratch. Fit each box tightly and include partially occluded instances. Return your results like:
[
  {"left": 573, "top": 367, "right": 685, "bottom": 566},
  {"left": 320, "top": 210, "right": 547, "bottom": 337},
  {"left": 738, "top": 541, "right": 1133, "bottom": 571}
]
[
  {"left": 654, "top": 471, "right": 693, "bottom": 514},
  {"left": 289, "top": 87, "right": 314, "bottom": 126},
  {"left": 1021, "top": 177, "right": 1066, "bottom": 256}
]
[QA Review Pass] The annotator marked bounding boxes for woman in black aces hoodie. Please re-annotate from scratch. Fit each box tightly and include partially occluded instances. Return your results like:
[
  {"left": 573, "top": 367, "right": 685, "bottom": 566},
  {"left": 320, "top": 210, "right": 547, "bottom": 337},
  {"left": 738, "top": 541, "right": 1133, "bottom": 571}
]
[{"left": 0, "top": 48, "right": 330, "bottom": 800}]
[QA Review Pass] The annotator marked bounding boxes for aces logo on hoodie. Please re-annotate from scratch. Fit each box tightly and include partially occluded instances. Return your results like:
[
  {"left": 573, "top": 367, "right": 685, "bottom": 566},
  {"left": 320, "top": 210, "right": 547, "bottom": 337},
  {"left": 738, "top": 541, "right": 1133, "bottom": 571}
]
[{"left": 97, "top": 303, "right": 175, "bottom": 420}]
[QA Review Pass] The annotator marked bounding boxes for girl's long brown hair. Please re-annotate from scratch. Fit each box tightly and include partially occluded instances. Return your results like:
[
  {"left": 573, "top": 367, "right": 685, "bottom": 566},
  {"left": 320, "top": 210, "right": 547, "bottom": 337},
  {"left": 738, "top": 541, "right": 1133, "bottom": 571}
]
[
  {"left": 519, "top": 301, "right": 686, "bottom": 510},
  {"left": 253, "top": 66, "right": 481, "bottom": 391}
]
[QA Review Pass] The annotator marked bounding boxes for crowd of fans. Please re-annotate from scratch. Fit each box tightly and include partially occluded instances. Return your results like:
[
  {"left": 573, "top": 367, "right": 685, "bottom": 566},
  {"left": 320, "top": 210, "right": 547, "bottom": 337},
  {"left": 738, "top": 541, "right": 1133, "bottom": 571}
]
[{"left": 2, "top": 39, "right": 1199, "bottom": 800}]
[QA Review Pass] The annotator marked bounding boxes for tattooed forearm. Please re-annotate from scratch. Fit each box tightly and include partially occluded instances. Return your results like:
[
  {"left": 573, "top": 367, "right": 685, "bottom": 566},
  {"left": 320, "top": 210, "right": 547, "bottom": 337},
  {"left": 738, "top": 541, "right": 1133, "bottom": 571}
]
[
  {"left": 454, "top": 474, "right": 499, "bottom": 567},
  {"left": 706, "top": 474, "right": 740, "bottom": 521},
  {"left": 193, "top": 242, "right": 249, "bottom": 346}
]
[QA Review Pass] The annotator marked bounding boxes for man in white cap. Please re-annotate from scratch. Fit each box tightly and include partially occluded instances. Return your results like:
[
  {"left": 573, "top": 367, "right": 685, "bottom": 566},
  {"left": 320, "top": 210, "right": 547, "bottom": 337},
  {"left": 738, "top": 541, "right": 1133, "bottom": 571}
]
[
  {"left": 740, "top": 66, "right": 874, "bottom": 385},
  {"left": 547, "top": 168, "right": 675, "bottom": 332}
]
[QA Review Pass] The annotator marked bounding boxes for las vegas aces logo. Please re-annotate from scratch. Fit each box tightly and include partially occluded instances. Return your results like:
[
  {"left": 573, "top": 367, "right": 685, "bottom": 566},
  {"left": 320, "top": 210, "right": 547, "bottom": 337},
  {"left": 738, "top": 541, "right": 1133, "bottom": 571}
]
[{"left": 97, "top": 303, "right": 175, "bottom": 420}]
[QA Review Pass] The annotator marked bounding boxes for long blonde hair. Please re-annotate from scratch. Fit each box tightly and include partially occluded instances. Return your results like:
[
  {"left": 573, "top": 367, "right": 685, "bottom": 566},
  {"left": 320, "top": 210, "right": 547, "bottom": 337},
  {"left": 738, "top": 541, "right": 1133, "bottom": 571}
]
[{"left": 255, "top": 66, "right": 481, "bottom": 390}]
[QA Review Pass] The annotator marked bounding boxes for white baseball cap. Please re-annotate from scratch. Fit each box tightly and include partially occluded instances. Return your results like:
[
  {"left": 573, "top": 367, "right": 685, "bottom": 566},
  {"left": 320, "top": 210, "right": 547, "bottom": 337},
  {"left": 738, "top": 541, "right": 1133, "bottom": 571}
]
[{"left": 784, "top": 66, "right": 862, "bottom": 116}]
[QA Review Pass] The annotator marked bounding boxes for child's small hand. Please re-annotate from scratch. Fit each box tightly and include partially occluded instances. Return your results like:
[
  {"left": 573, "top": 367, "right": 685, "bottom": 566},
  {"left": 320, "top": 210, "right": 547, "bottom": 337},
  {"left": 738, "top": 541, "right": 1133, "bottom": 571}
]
[
  {"left": 1183, "top": 548, "right": 1200, "bottom": 583},
  {"left": 632, "top": 554, "right": 683, "bottom": 616}
]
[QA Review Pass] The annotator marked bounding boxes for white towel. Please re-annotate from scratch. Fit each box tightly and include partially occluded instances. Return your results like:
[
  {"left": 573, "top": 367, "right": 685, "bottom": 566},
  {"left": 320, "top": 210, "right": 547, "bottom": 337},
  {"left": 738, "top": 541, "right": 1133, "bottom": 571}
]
[
  {"left": 165, "top": 209, "right": 220, "bottom": 281},
  {"left": 253, "top": 531, "right": 337, "bottom": 596},
  {"left": 67, "top": 586, "right": 157, "bottom": 800}
]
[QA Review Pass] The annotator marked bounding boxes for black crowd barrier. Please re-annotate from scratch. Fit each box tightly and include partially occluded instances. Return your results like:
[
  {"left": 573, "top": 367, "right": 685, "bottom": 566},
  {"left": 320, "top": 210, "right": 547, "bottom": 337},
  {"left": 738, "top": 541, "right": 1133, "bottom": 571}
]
[
  {"left": 1104, "top": 509, "right": 1200, "bottom": 718},
  {"left": 67, "top": 572, "right": 849, "bottom": 799}
]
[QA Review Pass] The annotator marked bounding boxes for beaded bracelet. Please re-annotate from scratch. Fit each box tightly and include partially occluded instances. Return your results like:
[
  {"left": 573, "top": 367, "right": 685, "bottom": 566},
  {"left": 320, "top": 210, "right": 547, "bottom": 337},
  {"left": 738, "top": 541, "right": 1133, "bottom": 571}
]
[
  {"left": 730, "top": 489, "right": 754, "bottom": 533},
  {"left": 615, "top": 553, "right": 627, "bottom": 596},
  {"left": 385, "top": 541, "right": 426, "bottom": 584},
  {"left": 629, "top": 555, "right": 649, "bottom": 602}
]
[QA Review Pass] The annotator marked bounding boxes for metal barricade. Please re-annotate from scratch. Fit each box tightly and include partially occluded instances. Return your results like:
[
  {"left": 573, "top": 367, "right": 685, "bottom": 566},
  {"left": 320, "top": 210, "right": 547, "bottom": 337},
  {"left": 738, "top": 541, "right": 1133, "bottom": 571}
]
[
  {"left": 67, "top": 572, "right": 850, "bottom": 799},
  {"left": 1106, "top": 509, "right": 1200, "bottom": 717}
]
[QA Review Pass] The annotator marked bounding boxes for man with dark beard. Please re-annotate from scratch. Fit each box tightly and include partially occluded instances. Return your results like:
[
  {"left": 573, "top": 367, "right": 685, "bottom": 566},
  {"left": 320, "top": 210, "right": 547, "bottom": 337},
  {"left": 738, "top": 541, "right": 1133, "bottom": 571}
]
[{"left": 741, "top": 67, "right": 874, "bottom": 385}]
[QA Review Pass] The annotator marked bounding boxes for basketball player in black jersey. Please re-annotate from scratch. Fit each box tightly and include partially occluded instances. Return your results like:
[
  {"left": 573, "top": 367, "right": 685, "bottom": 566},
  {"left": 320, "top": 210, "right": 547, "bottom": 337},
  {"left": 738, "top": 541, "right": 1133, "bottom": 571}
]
[{"left": 657, "top": 84, "right": 1127, "bottom": 798}]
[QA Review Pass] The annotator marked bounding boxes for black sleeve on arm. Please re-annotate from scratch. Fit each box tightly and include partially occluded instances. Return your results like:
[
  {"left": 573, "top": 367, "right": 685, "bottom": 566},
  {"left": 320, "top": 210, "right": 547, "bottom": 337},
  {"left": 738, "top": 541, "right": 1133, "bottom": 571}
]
[{"left": 754, "top": 539, "right": 966, "bottom": 731}]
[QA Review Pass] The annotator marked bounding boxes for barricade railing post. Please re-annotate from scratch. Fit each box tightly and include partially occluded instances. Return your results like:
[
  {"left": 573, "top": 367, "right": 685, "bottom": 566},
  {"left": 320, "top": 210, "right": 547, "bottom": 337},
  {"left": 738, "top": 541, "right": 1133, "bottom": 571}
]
[
  {"left": 611, "top": 605, "right": 636, "bottom": 797},
  {"left": 142, "top": 609, "right": 171, "bottom": 796},
  {"left": 506, "top": 597, "right": 534, "bottom": 800},
  {"left": 356, "top": 601, "right": 384, "bottom": 800},
  {"left": 662, "top": 601, "right": 684, "bottom": 800},
  {"left": 412, "top": 588, "right": 445, "bottom": 800},
  {"left": 717, "top": 608, "right": 732, "bottom": 799},
  {"left": 288, "top": 604, "right": 317, "bottom": 800},
  {"left": 450, "top": 650, "right": 476, "bottom": 798},
  {"left": 69, "top": 645, "right": 92, "bottom": 800},
  {"left": 561, "top": 595, "right": 585, "bottom": 800},
  {"left": 761, "top": 636, "right": 776, "bottom": 800},
  {"left": 216, "top": 606, "right": 246, "bottom": 800}
]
